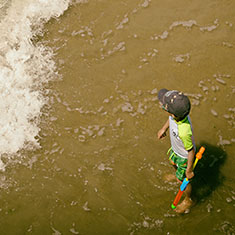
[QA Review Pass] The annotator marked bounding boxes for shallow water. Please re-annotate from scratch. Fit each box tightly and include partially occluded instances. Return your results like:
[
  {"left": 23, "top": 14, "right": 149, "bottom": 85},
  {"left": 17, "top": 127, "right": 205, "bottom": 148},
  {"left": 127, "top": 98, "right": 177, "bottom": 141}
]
[{"left": 0, "top": 0, "right": 234, "bottom": 234}]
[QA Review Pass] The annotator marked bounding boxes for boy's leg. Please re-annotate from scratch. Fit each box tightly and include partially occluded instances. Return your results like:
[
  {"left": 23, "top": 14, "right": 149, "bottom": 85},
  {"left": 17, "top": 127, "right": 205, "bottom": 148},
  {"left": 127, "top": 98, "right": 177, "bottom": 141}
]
[
  {"left": 173, "top": 154, "right": 194, "bottom": 213},
  {"left": 184, "top": 182, "right": 192, "bottom": 199},
  {"left": 163, "top": 172, "right": 177, "bottom": 182},
  {"left": 164, "top": 150, "right": 178, "bottom": 181},
  {"left": 175, "top": 183, "right": 193, "bottom": 213}
]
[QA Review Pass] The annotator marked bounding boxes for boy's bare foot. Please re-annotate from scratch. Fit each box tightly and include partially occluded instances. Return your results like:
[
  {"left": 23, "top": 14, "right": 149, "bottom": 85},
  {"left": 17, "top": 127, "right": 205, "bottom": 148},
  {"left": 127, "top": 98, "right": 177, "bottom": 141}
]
[
  {"left": 163, "top": 174, "right": 177, "bottom": 182},
  {"left": 175, "top": 198, "right": 194, "bottom": 214}
]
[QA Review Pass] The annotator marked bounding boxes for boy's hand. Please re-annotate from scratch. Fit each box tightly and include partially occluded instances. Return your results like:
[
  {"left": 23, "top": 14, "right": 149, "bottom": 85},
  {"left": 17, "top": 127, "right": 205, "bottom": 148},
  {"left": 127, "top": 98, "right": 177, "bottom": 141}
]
[
  {"left": 157, "top": 128, "right": 167, "bottom": 139},
  {"left": 186, "top": 169, "right": 194, "bottom": 179},
  {"left": 157, "top": 119, "right": 169, "bottom": 140}
]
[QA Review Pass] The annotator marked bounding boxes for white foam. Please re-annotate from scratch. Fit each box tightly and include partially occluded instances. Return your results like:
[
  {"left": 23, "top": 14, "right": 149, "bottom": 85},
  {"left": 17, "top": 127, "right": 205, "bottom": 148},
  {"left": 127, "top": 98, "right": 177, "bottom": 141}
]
[
  {"left": 0, "top": 0, "right": 70, "bottom": 162},
  {"left": 140, "top": 0, "right": 151, "bottom": 8},
  {"left": 200, "top": 19, "right": 219, "bottom": 32},
  {"left": 116, "top": 14, "right": 129, "bottom": 30},
  {"left": 169, "top": 20, "right": 197, "bottom": 30},
  {"left": 173, "top": 53, "right": 190, "bottom": 63}
]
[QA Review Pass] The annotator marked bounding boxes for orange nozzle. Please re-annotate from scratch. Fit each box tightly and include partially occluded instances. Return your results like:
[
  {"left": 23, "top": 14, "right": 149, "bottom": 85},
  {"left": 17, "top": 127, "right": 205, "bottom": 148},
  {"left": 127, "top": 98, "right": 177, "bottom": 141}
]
[{"left": 196, "top": 146, "right": 205, "bottom": 160}]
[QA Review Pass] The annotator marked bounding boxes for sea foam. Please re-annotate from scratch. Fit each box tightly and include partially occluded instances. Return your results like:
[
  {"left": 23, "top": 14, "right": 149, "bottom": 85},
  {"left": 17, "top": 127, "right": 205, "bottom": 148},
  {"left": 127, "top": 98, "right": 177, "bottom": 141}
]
[{"left": 0, "top": 0, "right": 70, "bottom": 165}]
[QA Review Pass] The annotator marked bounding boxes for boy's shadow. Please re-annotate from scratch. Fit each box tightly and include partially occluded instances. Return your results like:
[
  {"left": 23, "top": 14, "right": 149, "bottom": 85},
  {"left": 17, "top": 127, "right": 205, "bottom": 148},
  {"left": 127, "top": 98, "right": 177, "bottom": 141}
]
[{"left": 191, "top": 142, "right": 226, "bottom": 202}]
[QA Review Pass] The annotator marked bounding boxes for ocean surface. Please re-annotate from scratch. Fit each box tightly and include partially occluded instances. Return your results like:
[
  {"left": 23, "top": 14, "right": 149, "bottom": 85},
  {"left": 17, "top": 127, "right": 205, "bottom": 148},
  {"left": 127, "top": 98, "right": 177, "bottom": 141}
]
[{"left": 0, "top": 0, "right": 234, "bottom": 234}]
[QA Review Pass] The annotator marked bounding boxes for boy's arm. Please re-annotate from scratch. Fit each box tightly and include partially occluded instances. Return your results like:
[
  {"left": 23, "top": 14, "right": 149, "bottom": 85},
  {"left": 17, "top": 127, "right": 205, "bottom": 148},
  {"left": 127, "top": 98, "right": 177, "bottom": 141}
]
[
  {"left": 157, "top": 119, "right": 169, "bottom": 139},
  {"left": 186, "top": 148, "right": 195, "bottom": 179}
]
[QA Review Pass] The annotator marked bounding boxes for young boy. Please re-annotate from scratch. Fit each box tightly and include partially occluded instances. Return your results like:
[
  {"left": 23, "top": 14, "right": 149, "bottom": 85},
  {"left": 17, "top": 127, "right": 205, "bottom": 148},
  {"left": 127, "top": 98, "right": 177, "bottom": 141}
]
[{"left": 157, "top": 89, "right": 196, "bottom": 213}]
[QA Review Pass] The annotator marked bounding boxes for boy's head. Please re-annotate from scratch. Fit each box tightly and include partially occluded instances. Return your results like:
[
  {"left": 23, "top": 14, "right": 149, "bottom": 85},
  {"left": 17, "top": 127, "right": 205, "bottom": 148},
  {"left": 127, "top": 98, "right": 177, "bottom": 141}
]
[{"left": 158, "top": 89, "right": 191, "bottom": 119}]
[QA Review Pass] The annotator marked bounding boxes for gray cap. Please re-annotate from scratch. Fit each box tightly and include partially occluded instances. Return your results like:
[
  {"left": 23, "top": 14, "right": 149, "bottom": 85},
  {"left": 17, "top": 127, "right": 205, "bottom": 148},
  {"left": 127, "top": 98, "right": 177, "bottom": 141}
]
[{"left": 158, "top": 89, "right": 191, "bottom": 118}]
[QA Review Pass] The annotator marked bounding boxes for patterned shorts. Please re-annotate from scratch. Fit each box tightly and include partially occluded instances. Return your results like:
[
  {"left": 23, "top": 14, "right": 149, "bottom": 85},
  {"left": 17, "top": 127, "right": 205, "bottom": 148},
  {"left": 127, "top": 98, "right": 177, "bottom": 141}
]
[{"left": 168, "top": 149, "right": 188, "bottom": 181}]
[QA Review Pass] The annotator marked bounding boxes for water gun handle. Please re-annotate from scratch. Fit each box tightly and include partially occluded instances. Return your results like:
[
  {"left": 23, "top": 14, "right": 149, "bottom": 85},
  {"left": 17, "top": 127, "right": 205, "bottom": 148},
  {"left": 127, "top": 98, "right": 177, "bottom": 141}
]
[{"left": 180, "top": 178, "right": 189, "bottom": 191}]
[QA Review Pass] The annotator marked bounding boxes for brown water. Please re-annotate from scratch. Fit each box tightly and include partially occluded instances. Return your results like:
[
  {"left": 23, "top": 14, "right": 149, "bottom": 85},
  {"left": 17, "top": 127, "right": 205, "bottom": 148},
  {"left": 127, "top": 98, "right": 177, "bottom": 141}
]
[{"left": 1, "top": 0, "right": 235, "bottom": 234}]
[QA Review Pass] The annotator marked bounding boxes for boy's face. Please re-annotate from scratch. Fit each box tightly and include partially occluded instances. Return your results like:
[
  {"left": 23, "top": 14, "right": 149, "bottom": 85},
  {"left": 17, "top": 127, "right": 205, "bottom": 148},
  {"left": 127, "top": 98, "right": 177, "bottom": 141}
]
[
  {"left": 159, "top": 101, "right": 169, "bottom": 113},
  {"left": 159, "top": 101, "right": 166, "bottom": 111},
  {"left": 159, "top": 101, "right": 176, "bottom": 119}
]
